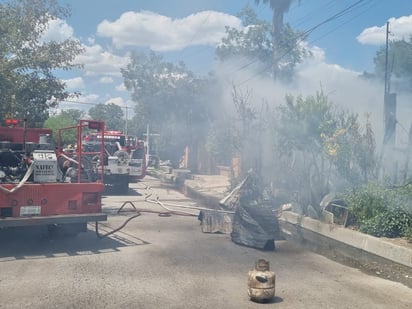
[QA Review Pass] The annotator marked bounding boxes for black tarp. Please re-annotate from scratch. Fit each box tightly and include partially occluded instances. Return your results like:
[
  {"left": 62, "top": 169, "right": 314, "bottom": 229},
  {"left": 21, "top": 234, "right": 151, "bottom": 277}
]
[
  {"left": 230, "top": 202, "right": 280, "bottom": 250},
  {"left": 220, "top": 170, "right": 281, "bottom": 250},
  {"left": 198, "top": 170, "right": 282, "bottom": 250}
]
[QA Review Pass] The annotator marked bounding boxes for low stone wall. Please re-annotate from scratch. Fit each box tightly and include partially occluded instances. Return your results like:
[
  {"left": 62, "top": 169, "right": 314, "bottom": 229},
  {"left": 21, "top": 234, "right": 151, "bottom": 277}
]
[
  {"left": 182, "top": 184, "right": 221, "bottom": 209},
  {"left": 279, "top": 211, "right": 412, "bottom": 288}
]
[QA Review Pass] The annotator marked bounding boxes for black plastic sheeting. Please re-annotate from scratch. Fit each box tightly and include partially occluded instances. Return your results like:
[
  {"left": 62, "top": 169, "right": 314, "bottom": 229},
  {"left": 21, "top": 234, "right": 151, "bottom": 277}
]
[{"left": 231, "top": 202, "right": 281, "bottom": 251}]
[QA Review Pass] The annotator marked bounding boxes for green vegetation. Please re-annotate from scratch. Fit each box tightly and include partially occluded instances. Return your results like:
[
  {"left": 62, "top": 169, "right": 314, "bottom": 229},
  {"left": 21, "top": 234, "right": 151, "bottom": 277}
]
[
  {"left": 212, "top": 3, "right": 412, "bottom": 239},
  {"left": 44, "top": 109, "right": 85, "bottom": 145},
  {"left": 121, "top": 51, "right": 215, "bottom": 167},
  {"left": 271, "top": 91, "right": 377, "bottom": 208},
  {"left": 88, "top": 103, "right": 124, "bottom": 131},
  {"left": 0, "top": 0, "right": 83, "bottom": 127},
  {"left": 345, "top": 183, "right": 412, "bottom": 239},
  {"left": 372, "top": 37, "right": 412, "bottom": 92},
  {"left": 253, "top": 0, "right": 302, "bottom": 79},
  {"left": 216, "top": 5, "right": 309, "bottom": 81}
]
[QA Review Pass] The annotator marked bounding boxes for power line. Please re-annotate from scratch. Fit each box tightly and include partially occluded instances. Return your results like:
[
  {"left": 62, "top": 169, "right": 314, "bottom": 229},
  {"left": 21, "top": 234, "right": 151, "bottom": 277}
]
[
  {"left": 179, "top": 0, "right": 275, "bottom": 72},
  {"left": 309, "top": 0, "right": 380, "bottom": 46},
  {"left": 301, "top": 0, "right": 373, "bottom": 37},
  {"left": 291, "top": 0, "right": 340, "bottom": 29},
  {"left": 56, "top": 100, "right": 130, "bottom": 110},
  {"left": 194, "top": 0, "right": 340, "bottom": 76},
  {"left": 157, "top": 1, "right": 316, "bottom": 76},
  {"left": 233, "top": 0, "right": 375, "bottom": 86},
  {"left": 179, "top": 10, "right": 212, "bottom": 59},
  {"left": 177, "top": 1, "right": 259, "bottom": 61},
  {"left": 58, "top": 100, "right": 99, "bottom": 106},
  {"left": 229, "top": 1, "right": 369, "bottom": 81}
]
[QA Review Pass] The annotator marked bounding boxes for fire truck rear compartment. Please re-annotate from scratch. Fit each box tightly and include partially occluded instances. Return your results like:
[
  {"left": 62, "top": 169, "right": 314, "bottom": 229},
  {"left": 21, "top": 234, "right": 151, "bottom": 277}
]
[
  {"left": 0, "top": 183, "right": 106, "bottom": 228},
  {"left": 0, "top": 120, "right": 107, "bottom": 233}
]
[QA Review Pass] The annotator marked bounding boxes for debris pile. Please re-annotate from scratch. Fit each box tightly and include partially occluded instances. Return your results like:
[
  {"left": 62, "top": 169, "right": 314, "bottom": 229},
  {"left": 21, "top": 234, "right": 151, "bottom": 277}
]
[
  {"left": 220, "top": 170, "right": 281, "bottom": 250},
  {"left": 205, "top": 171, "right": 281, "bottom": 250}
]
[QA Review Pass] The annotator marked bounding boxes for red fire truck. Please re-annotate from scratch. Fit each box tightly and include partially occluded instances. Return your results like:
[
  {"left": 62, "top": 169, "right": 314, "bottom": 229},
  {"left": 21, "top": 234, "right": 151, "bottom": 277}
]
[
  {"left": 84, "top": 130, "right": 147, "bottom": 184},
  {"left": 0, "top": 119, "right": 107, "bottom": 235}
]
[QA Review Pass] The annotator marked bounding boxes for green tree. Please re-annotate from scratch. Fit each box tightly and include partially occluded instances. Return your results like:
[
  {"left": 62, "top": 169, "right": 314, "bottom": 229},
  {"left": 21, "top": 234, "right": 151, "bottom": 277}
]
[
  {"left": 60, "top": 109, "right": 85, "bottom": 123},
  {"left": 254, "top": 0, "right": 301, "bottom": 79},
  {"left": 205, "top": 121, "right": 237, "bottom": 167},
  {"left": 0, "top": 0, "right": 84, "bottom": 127},
  {"left": 122, "top": 51, "right": 209, "bottom": 124},
  {"left": 217, "top": 7, "right": 273, "bottom": 64},
  {"left": 122, "top": 51, "right": 213, "bottom": 167},
  {"left": 216, "top": 6, "right": 308, "bottom": 81},
  {"left": 126, "top": 110, "right": 146, "bottom": 139},
  {"left": 272, "top": 92, "right": 376, "bottom": 208},
  {"left": 88, "top": 103, "right": 124, "bottom": 131},
  {"left": 44, "top": 112, "right": 78, "bottom": 145},
  {"left": 373, "top": 37, "right": 412, "bottom": 91}
]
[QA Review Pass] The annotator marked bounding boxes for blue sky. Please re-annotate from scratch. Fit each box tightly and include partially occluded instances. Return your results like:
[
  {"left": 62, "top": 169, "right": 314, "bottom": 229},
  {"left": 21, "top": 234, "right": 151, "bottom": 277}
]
[{"left": 48, "top": 0, "right": 412, "bottom": 112}]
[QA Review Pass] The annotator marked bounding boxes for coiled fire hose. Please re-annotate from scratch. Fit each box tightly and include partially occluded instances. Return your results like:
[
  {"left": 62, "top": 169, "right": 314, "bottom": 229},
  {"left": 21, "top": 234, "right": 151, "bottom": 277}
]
[
  {"left": 95, "top": 182, "right": 234, "bottom": 239},
  {"left": 0, "top": 163, "right": 35, "bottom": 194},
  {"left": 94, "top": 182, "right": 199, "bottom": 238}
]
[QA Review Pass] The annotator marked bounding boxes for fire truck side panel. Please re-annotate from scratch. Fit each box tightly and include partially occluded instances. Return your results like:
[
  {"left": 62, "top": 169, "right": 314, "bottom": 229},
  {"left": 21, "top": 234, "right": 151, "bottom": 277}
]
[
  {"left": 0, "top": 126, "right": 52, "bottom": 143},
  {"left": 0, "top": 182, "right": 105, "bottom": 227}
]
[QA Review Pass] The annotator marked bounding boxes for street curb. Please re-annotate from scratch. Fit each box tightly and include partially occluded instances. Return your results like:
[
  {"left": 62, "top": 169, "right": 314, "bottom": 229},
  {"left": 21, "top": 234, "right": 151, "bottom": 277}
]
[
  {"left": 153, "top": 172, "right": 412, "bottom": 285},
  {"left": 279, "top": 211, "right": 412, "bottom": 269},
  {"left": 182, "top": 184, "right": 222, "bottom": 208},
  {"left": 183, "top": 179, "right": 412, "bottom": 283}
]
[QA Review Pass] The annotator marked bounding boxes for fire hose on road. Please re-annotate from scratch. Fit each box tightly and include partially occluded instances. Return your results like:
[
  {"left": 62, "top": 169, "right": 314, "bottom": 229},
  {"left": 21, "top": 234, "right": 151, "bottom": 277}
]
[{"left": 95, "top": 182, "right": 223, "bottom": 238}]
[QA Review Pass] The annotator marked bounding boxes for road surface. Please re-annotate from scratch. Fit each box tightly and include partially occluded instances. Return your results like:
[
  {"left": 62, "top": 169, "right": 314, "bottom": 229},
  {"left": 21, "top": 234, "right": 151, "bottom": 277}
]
[{"left": 0, "top": 176, "right": 411, "bottom": 308}]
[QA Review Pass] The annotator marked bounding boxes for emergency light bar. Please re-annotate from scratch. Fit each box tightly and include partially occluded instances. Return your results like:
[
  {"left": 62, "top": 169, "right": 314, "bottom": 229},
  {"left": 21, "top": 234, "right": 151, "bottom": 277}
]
[{"left": 5, "top": 118, "right": 19, "bottom": 125}]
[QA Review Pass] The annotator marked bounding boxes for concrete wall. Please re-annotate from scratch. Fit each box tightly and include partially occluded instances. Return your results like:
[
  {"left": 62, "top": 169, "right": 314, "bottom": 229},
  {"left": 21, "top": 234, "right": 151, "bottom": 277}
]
[{"left": 279, "top": 211, "right": 412, "bottom": 287}]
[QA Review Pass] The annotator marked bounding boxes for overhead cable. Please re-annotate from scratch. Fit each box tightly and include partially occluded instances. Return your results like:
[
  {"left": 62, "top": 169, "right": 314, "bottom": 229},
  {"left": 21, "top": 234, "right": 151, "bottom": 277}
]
[{"left": 233, "top": 0, "right": 376, "bottom": 86}]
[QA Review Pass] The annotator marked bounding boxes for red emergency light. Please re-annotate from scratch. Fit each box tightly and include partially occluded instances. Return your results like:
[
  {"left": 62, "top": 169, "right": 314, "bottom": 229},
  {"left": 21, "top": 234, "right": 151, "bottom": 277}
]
[{"left": 5, "top": 118, "right": 19, "bottom": 125}]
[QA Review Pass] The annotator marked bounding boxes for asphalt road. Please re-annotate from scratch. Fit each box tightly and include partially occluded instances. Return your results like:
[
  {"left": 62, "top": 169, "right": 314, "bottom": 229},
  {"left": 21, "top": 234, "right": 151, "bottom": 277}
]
[{"left": 0, "top": 176, "right": 411, "bottom": 309}]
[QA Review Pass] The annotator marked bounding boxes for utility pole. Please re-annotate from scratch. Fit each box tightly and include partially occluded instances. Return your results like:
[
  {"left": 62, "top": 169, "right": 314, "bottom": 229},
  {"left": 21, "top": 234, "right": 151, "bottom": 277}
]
[
  {"left": 124, "top": 106, "right": 128, "bottom": 137},
  {"left": 383, "top": 21, "right": 396, "bottom": 145},
  {"left": 144, "top": 124, "right": 160, "bottom": 163},
  {"left": 384, "top": 21, "right": 390, "bottom": 95}
]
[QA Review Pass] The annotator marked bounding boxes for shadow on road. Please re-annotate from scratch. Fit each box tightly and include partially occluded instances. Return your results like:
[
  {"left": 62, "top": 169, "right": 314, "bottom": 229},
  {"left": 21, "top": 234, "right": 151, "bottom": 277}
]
[
  {"left": 250, "top": 296, "right": 284, "bottom": 305},
  {"left": 0, "top": 224, "right": 149, "bottom": 262},
  {"left": 103, "top": 186, "right": 144, "bottom": 196}
]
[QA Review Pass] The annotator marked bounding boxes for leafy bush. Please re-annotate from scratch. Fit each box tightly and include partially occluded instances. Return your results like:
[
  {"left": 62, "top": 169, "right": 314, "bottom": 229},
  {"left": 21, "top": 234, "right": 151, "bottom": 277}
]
[
  {"left": 345, "top": 182, "right": 412, "bottom": 238},
  {"left": 272, "top": 91, "right": 376, "bottom": 208},
  {"left": 345, "top": 182, "right": 391, "bottom": 223},
  {"left": 404, "top": 226, "right": 412, "bottom": 242},
  {"left": 360, "top": 207, "right": 412, "bottom": 238}
]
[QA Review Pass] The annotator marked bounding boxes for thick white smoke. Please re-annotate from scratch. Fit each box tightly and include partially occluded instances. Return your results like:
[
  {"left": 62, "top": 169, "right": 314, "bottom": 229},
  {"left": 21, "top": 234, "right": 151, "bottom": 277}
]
[{"left": 214, "top": 46, "right": 412, "bottom": 148}]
